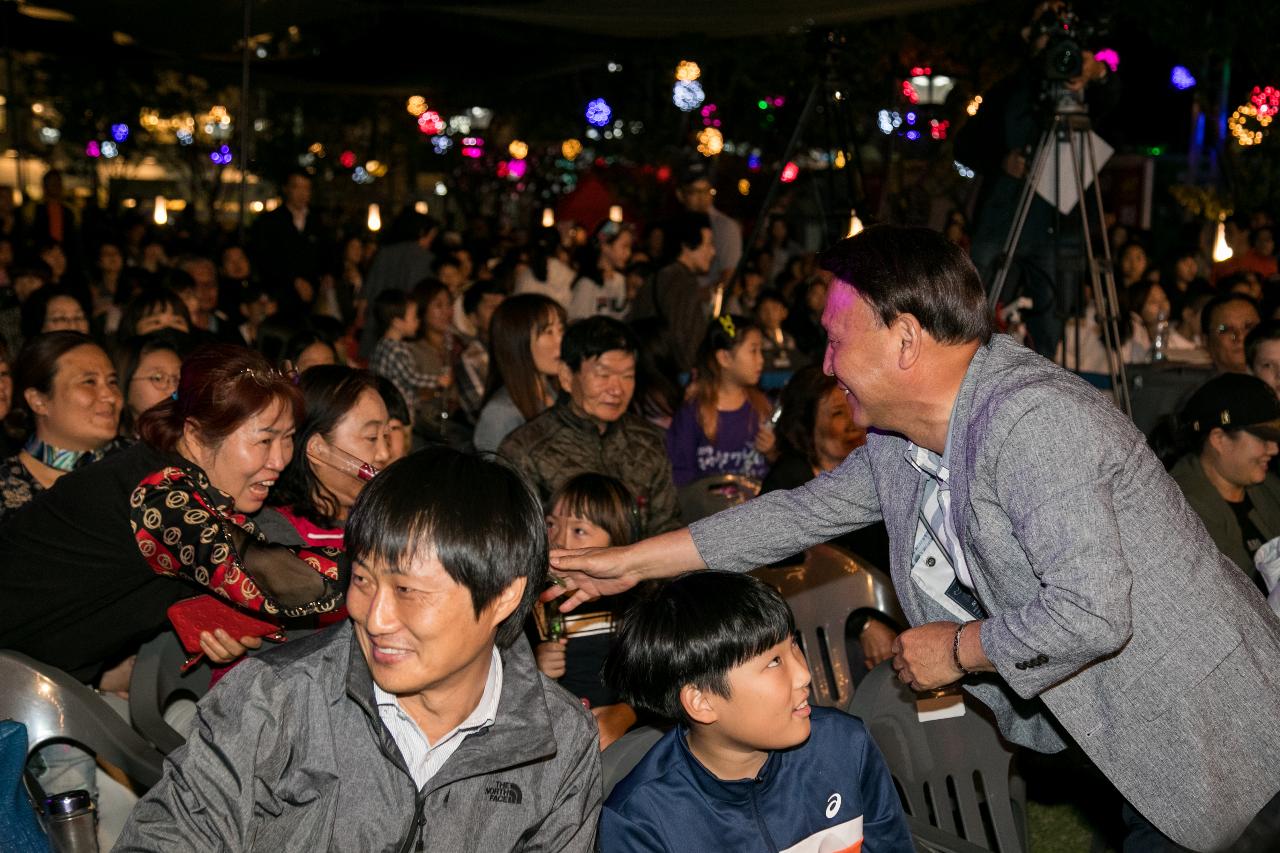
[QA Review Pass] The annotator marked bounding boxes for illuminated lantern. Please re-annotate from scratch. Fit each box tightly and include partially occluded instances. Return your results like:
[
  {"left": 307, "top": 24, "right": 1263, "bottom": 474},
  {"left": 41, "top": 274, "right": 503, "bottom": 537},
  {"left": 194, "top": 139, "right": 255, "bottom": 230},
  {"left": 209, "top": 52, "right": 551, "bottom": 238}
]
[
  {"left": 541, "top": 208, "right": 555, "bottom": 228},
  {"left": 585, "top": 98, "right": 612, "bottom": 127},
  {"left": 406, "top": 96, "right": 427, "bottom": 116},
  {"left": 508, "top": 139, "right": 529, "bottom": 160},
  {"left": 675, "top": 60, "right": 701, "bottom": 82},
  {"left": 508, "top": 159, "right": 528, "bottom": 179},
  {"left": 153, "top": 196, "right": 168, "bottom": 226},
  {"left": 608, "top": 205, "right": 623, "bottom": 223},
  {"left": 696, "top": 127, "right": 723, "bottom": 157},
  {"left": 339, "top": 150, "right": 357, "bottom": 169},
  {"left": 672, "top": 81, "right": 705, "bottom": 112},
  {"left": 1094, "top": 49, "right": 1119, "bottom": 73},
  {"left": 561, "top": 138, "right": 582, "bottom": 160},
  {"left": 111, "top": 123, "right": 129, "bottom": 143},
  {"left": 417, "top": 110, "right": 444, "bottom": 135},
  {"left": 1213, "top": 217, "right": 1233, "bottom": 262},
  {"left": 1170, "top": 66, "right": 1196, "bottom": 90},
  {"left": 367, "top": 203, "right": 382, "bottom": 232},
  {"left": 737, "top": 179, "right": 750, "bottom": 196},
  {"left": 780, "top": 162, "right": 799, "bottom": 183}
]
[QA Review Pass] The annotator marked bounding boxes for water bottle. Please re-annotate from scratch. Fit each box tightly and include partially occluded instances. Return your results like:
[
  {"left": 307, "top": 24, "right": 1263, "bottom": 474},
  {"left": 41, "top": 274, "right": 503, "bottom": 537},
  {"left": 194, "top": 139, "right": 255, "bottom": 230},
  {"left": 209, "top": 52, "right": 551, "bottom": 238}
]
[
  {"left": 43, "top": 790, "right": 98, "bottom": 853},
  {"left": 1150, "top": 310, "right": 1169, "bottom": 363}
]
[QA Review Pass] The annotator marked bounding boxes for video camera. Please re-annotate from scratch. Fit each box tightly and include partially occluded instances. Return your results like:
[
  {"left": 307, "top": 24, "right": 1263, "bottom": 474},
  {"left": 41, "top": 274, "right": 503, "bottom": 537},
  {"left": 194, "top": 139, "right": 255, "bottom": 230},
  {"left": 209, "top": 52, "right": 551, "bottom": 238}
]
[{"left": 1028, "top": 3, "right": 1106, "bottom": 82}]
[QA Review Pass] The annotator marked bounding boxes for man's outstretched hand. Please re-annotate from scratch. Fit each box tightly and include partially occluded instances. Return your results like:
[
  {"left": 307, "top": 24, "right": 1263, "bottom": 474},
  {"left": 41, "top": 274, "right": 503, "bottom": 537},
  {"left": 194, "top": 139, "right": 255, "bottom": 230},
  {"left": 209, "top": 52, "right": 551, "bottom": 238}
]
[{"left": 545, "top": 546, "right": 641, "bottom": 612}]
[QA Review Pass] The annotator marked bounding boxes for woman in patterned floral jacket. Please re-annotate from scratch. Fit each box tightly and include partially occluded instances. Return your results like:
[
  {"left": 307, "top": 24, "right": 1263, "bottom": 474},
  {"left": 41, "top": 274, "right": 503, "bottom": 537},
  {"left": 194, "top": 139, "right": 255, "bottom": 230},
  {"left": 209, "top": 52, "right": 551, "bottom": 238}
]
[{"left": 0, "top": 343, "right": 344, "bottom": 687}]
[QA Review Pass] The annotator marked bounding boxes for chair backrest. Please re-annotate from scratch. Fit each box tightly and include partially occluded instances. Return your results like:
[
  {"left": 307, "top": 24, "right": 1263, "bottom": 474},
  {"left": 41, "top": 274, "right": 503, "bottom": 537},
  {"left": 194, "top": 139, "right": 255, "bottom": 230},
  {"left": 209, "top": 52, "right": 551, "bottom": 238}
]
[
  {"left": 677, "top": 474, "right": 761, "bottom": 524},
  {"left": 0, "top": 651, "right": 166, "bottom": 789},
  {"left": 128, "top": 631, "right": 213, "bottom": 754},
  {"left": 752, "top": 543, "right": 906, "bottom": 708},
  {"left": 849, "top": 662, "right": 1026, "bottom": 853},
  {"left": 600, "top": 726, "right": 665, "bottom": 800}
]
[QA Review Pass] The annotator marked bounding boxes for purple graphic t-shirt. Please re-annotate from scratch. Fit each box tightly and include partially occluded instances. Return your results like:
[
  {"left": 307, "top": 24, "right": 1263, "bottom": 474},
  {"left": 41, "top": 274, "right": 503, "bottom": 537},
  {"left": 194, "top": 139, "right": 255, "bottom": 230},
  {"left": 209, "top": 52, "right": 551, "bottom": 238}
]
[{"left": 666, "top": 398, "right": 770, "bottom": 486}]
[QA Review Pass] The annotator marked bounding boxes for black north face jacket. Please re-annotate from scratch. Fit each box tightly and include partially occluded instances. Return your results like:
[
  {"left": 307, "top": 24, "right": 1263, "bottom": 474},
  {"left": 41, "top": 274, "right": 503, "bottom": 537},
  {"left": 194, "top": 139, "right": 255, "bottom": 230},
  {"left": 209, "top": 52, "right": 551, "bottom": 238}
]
[{"left": 116, "top": 622, "right": 602, "bottom": 852}]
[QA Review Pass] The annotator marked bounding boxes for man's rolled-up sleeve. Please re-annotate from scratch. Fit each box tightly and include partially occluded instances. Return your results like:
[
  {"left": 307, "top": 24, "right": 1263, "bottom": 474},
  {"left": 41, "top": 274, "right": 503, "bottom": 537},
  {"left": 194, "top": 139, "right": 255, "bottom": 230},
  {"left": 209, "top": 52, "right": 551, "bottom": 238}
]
[
  {"left": 981, "top": 394, "right": 1135, "bottom": 698},
  {"left": 689, "top": 446, "right": 883, "bottom": 572}
]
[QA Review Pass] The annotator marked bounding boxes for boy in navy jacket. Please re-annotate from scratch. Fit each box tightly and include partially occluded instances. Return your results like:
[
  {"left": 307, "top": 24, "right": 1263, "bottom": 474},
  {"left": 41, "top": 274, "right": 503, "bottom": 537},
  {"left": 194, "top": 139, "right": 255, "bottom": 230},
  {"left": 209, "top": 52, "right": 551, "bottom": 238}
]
[{"left": 599, "top": 571, "right": 912, "bottom": 852}]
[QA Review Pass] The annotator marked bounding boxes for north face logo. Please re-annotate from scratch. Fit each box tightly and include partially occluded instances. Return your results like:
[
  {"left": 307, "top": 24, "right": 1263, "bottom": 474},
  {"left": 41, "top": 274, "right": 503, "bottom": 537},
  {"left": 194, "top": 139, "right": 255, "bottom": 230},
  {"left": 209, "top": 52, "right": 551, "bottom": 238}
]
[{"left": 486, "top": 781, "right": 523, "bottom": 804}]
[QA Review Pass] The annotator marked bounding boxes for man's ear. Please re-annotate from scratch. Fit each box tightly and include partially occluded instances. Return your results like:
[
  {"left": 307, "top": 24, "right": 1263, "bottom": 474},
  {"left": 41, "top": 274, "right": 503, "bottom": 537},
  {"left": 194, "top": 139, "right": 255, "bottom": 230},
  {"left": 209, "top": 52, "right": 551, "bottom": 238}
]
[
  {"left": 894, "top": 312, "right": 925, "bottom": 370},
  {"left": 1206, "top": 427, "right": 1229, "bottom": 456},
  {"left": 484, "top": 576, "right": 528, "bottom": 629},
  {"left": 24, "top": 387, "right": 47, "bottom": 416},
  {"left": 557, "top": 363, "right": 574, "bottom": 394},
  {"left": 679, "top": 684, "right": 719, "bottom": 726}
]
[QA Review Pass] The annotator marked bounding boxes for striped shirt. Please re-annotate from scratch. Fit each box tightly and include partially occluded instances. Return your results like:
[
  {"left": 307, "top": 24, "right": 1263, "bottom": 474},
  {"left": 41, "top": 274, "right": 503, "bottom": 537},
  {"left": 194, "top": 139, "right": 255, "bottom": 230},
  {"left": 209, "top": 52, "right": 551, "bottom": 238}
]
[
  {"left": 373, "top": 647, "right": 503, "bottom": 791},
  {"left": 905, "top": 440, "right": 987, "bottom": 621}
]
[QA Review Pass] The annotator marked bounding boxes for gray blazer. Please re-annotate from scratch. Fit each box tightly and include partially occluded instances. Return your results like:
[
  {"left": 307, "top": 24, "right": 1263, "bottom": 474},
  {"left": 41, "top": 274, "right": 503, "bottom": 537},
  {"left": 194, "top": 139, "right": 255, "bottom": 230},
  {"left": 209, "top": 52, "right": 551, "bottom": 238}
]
[{"left": 690, "top": 335, "right": 1280, "bottom": 852}]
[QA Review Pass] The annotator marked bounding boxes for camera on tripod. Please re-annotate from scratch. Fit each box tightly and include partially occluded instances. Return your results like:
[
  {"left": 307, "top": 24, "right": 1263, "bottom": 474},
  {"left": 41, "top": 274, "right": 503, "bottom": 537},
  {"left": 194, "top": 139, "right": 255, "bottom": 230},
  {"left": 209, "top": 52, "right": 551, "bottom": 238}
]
[{"left": 1028, "top": 3, "right": 1104, "bottom": 82}]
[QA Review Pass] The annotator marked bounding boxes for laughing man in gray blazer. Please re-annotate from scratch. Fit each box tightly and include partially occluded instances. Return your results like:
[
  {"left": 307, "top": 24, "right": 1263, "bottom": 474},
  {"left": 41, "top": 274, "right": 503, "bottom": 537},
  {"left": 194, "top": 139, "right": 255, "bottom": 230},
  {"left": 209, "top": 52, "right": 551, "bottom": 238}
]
[{"left": 551, "top": 226, "right": 1280, "bottom": 852}]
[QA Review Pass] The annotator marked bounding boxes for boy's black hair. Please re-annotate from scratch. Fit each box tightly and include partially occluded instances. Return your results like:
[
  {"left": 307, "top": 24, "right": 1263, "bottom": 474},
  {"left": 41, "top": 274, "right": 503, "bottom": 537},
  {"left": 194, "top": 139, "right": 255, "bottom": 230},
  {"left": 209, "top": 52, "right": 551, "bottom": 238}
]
[
  {"left": 372, "top": 288, "right": 411, "bottom": 338},
  {"left": 560, "top": 315, "right": 639, "bottom": 373},
  {"left": 345, "top": 446, "right": 546, "bottom": 647},
  {"left": 604, "top": 571, "right": 796, "bottom": 724}
]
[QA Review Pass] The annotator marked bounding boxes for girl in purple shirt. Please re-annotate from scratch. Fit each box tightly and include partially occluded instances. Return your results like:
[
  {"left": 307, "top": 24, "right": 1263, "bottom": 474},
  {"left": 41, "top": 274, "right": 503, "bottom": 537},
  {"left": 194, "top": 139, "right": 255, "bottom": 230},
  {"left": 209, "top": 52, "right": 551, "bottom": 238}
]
[{"left": 666, "top": 314, "right": 776, "bottom": 486}]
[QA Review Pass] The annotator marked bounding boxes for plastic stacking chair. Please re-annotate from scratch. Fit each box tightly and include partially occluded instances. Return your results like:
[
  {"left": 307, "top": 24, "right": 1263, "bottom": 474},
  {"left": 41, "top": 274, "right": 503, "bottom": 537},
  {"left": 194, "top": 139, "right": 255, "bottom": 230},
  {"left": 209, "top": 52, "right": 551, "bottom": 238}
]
[
  {"left": 676, "top": 474, "right": 761, "bottom": 524},
  {"left": 909, "top": 815, "right": 1002, "bottom": 853},
  {"left": 600, "top": 726, "right": 665, "bottom": 799},
  {"left": 752, "top": 543, "right": 906, "bottom": 709},
  {"left": 128, "top": 631, "right": 213, "bottom": 754},
  {"left": 850, "top": 662, "right": 1027, "bottom": 853},
  {"left": 0, "top": 651, "right": 166, "bottom": 789}
]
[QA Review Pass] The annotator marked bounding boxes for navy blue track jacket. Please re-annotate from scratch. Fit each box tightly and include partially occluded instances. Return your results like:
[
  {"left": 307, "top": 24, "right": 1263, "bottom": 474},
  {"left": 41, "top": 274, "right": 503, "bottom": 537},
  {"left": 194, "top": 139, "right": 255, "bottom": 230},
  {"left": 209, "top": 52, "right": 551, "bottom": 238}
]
[{"left": 600, "top": 706, "right": 912, "bottom": 852}]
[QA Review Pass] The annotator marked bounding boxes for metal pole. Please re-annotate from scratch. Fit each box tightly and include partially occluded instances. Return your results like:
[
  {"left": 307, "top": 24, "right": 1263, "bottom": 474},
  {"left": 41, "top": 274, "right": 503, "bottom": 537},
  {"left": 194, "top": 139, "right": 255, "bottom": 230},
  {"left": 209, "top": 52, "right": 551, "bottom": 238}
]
[{"left": 238, "top": 0, "right": 251, "bottom": 238}]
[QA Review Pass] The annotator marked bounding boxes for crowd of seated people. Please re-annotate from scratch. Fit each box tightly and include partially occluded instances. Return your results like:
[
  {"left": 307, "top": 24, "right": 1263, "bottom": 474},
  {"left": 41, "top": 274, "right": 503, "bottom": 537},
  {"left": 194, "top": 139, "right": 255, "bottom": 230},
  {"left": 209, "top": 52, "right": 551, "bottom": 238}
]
[{"left": 0, "top": 159, "right": 1278, "bottom": 851}]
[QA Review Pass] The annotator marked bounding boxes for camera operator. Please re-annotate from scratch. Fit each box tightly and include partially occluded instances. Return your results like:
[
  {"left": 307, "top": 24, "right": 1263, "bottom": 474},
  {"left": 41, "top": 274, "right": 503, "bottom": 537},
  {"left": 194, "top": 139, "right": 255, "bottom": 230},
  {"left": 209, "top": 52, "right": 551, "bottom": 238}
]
[{"left": 956, "top": 1, "right": 1117, "bottom": 360}]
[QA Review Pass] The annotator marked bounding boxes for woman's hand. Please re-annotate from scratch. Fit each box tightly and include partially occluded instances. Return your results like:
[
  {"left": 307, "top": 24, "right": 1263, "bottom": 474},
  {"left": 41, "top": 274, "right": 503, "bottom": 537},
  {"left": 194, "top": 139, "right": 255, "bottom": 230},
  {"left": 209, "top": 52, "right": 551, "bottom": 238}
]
[
  {"left": 535, "top": 638, "right": 568, "bottom": 679},
  {"left": 859, "top": 619, "right": 898, "bottom": 669},
  {"left": 592, "top": 703, "right": 638, "bottom": 751},
  {"left": 199, "top": 629, "right": 263, "bottom": 665},
  {"left": 754, "top": 423, "right": 778, "bottom": 460}
]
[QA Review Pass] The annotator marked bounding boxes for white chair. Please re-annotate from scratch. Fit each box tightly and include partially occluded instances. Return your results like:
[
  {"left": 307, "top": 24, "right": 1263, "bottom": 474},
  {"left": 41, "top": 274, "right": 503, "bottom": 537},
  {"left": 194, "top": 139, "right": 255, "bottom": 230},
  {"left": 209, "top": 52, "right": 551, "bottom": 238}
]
[
  {"left": 0, "top": 651, "right": 165, "bottom": 789},
  {"left": 677, "top": 474, "right": 761, "bottom": 525},
  {"left": 752, "top": 542, "right": 905, "bottom": 708}
]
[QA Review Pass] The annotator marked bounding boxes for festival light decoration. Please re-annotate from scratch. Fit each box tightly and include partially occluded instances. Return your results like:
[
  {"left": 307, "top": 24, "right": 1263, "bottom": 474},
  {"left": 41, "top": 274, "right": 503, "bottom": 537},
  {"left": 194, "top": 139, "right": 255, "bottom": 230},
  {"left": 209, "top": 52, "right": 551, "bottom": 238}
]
[
  {"left": 696, "top": 127, "right": 724, "bottom": 157},
  {"left": 561, "top": 138, "right": 582, "bottom": 160},
  {"left": 901, "top": 80, "right": 919, "bottom": 104},
  {"left": 930, "top": 119, "right": 951, "bottom": 140},
  {"left": 339, "top": 150, "right": 357, "bottom": 168},
  {"left": 111, "top": 123, "right": 129, "bottom": 142},
  {"left": 461, "top": 137, "right": 484, "bottom": 158},
  {"left": 541, "top": 208, "right": 555, "bottom": 228},
  {"left": 176, "top": 129, "right": 193, "bottom": 145},
  {"left": 877, "top": 110, "right": 902, "bottom": 135},
  {"left": 352, "top": 167, "right": 372, "bottom": 184},
  {"left": 434, "top": 182, "right": 448, "bottom": 196},
  {"left": 367, "top": 204, "right": 381, "bottom": 232},
  {"left": 101, "top": 141, "right": 119, "bottom": 158},
  {"left": 308, "top": 142, "right": 325, "bottom": 157},
  {"left": 1229, "top": 103, "right": 1271, "bottom": 147},
  {"left": 675, "top": 60, "right": 701, "bottom": 82},
  {"left": 747, "top": 151, "right": 761, "bottom": 171},
  {"left": 780, "top": 162, "right": 799, "bottom": 183},
  {"left": 507, "top": 159, "right": 527, "bottom": 179},
  {"left": 1252, "top": 85, "right": 1280, "bottom": 118},
  {"left": 39, "top": 127, "right": 60, "bottom": 144},
  {"left": 846, "top": 211, "right": 864, "bottom": 238},
  {"left": 585, "top": 98, "right": 612, "bottom": 127},
  {"left": 966, "top": 95, "right": 983, "bottom": 116},
  {"left": 737, "top": 179, "right": 750, "bottom": 196},
  {"left": 1213, "top": 217, "right": 1233, "bottom": 262},
  {"left": 1094, "top": 49, "right": 1119, "bottom": 73},
  {"left": 415, "top": 201, "right": 429, "bottom": 215},
  {"left": 417, "top": 110, "right": 444, "bottom": 135},
  {"left": 699, "top": 103, "right": 721, "bottom": 128},
  {"left": 431, "top": 135, "right": 452, "bottom": 154},
  {"left": 1170, "top": 66, "right": 1196, "bottom": 90},
  {"left": 366, "top": 160, "right": 388, "bottom": 178},
  {"left": 209, "top": 144, "right": 232, "bottom": 165},
  {"left": 153, "top": 196, "right": 168, "bottom": 226},
  {"left": 954, "top": 161, "right": 975, "bottom": 179},
  {"left": 508, "top": 139, "right": 529, "bottom": 160},
  {"left": 673, "top": 80, "right": 705, "bottom": 112},
  {"left": 406, "top": 96, "right": 427, "bottom": 116},
  {"left": 609, "top": 205, "right": 624, "bottom": 223}
]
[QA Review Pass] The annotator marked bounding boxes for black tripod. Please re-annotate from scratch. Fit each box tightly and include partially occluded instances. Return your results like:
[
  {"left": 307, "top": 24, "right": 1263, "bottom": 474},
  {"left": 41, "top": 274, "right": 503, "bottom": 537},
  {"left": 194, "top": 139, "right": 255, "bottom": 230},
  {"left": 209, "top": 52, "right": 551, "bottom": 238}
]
[
  {"left": 987, "top": 87, "right": 1131, "bottom": 415},
  {"left": 721, "top": 31, "right": 865, "bottom": 315}
]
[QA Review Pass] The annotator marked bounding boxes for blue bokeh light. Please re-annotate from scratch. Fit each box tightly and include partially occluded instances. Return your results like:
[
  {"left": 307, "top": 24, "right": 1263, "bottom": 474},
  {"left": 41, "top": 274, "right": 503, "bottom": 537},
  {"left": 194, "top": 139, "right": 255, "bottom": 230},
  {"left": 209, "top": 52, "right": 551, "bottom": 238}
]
[
  {"left": 1171, "top": 66, "right": 1196, "bottom": 91},
  {"left": 586, "top": 98, "right": 613, "bottom": 127}
]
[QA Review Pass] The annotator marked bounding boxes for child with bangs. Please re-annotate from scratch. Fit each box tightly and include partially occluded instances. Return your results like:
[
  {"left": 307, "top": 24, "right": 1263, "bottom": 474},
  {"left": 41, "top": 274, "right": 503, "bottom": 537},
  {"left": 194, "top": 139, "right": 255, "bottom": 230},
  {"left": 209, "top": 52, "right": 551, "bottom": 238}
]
[
  {"left": 599, "top": 571, "right": 912, "bottom": 853},
  {"left": 665, "top": 314, "right": 777, "bottom": 487},
  {"left": 533, "top": 472, "right": 641, "bottom": 749}
]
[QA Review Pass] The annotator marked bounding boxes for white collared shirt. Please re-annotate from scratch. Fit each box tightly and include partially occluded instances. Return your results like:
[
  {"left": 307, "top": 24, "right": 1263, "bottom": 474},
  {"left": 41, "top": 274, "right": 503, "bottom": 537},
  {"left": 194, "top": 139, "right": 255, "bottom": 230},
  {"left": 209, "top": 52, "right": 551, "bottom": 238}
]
[{"left": 373, "top": 646, "right": 503, "bottom": 791}]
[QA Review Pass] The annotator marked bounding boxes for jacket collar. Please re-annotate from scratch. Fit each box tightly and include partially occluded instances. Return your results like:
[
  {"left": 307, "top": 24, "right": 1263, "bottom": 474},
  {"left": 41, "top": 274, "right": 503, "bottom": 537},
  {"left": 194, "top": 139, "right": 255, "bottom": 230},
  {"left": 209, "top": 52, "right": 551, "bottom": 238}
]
[
  {"left": 339, "top": 623, "right": 559, "bottom": 791},
  {"left": 674, "top": 725, "right": 782, "bottom": 804},
  {"left": 553, "top": 398, "right": 619, "bottom": 439}
]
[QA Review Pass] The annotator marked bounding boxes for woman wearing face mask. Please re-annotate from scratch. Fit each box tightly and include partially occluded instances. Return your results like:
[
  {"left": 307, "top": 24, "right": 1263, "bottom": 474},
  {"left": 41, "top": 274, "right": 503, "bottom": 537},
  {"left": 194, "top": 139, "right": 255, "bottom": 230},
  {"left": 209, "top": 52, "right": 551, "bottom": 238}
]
[
  {"left": 0, "top": 331, "right": 123, "bottom": 521},
  {"left": 264, "top": 366, "right": 390, "bottom": 549},
  {"left": 0, "top": 343, "right": 345, "bottom": 690}
]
